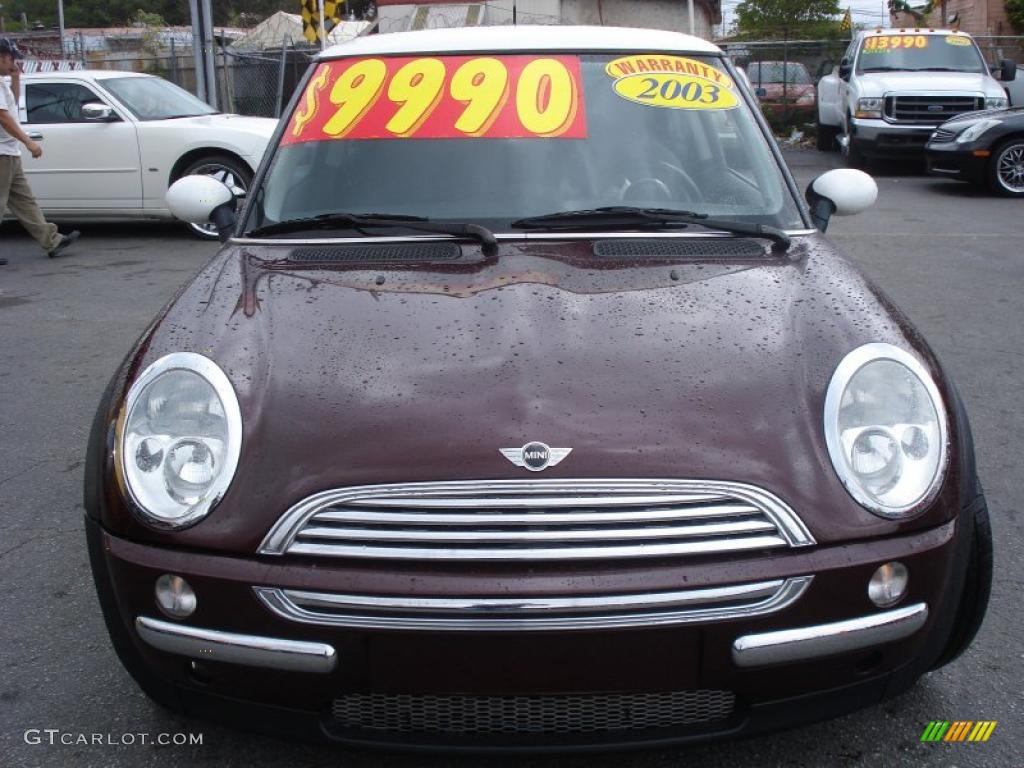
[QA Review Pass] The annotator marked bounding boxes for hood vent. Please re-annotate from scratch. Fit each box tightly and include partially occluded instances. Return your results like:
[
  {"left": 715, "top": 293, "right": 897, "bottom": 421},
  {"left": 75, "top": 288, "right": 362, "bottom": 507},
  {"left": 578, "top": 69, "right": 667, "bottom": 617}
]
[
  {"left": 288, "top": 242, "right": 462, "bottom": 263},
  {"left": 593, "top": 239, "right": 766, "bottom": 259}
]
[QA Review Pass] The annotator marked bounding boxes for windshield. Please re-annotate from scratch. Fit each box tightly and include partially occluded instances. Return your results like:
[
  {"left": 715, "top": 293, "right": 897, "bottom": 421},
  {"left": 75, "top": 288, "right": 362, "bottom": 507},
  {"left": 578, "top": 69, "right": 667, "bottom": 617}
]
[
  {"left": 747, "top": 62, "right": 812, "bottom": 85},
  {"left": 102, "top": 76, "right": 218, "bottom": 120},
  {"left": 856, "top": 34, "right": 986, "bottom": 73},
  {"left": 248, "top": 53, "right": 803, "bottom": 235}
]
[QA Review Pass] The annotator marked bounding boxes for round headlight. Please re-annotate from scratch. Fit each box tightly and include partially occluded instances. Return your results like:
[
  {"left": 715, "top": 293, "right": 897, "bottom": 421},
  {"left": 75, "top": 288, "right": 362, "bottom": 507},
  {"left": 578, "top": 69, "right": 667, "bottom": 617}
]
[
  {"left": 824, "top": 343, "right": 948, "bottom": 518},
  {"left": 117, "top": 353, "right": 242, "bottom": 529}
]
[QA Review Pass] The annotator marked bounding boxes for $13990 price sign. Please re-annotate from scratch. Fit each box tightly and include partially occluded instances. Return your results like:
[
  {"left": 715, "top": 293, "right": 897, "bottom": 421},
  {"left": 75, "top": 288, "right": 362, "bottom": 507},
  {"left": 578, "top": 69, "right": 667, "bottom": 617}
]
[{"left": 283, "top": 55, "right": 587, "bottom": 143}]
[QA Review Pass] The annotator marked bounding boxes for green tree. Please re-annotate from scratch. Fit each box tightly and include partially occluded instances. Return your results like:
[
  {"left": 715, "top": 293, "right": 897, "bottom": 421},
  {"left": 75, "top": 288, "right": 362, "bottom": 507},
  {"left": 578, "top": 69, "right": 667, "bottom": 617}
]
[
  {"left": 1008, "top": 0, "right": 1024, "bottom": 33},
  {"left": 735, "top": 0, "right": 844, "bottom": 39}
]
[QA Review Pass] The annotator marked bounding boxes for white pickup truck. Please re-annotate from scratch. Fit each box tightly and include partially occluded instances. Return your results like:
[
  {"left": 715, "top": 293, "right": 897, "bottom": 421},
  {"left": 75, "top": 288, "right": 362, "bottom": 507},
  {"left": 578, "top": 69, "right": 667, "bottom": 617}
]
[{"left": 817, "top": 28, "right": 1015, "bottom": 167}]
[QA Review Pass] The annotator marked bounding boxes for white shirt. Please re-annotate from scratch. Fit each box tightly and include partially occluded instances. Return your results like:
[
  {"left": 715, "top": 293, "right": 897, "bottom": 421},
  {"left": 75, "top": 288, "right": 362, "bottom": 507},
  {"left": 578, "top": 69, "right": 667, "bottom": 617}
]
[{"left": 0, "top": 76, "right": 21, "bottom": 156}]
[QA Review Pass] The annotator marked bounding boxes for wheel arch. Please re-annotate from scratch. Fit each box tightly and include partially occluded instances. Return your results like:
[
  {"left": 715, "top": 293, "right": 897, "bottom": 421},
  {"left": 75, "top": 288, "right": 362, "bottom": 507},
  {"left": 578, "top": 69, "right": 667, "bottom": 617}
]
[{"left": 169, "top": 148, "right": 254, "bottom": 188}]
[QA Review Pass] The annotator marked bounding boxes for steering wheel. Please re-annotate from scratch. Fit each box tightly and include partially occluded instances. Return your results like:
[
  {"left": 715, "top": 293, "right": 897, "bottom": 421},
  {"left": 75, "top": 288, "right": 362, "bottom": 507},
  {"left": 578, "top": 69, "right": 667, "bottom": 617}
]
[
  {"left": 620, "top": 177, "right": 673, "bottom": 202},
  {"left": 657, "top": 161, "right": 703, "bottom": 202}
]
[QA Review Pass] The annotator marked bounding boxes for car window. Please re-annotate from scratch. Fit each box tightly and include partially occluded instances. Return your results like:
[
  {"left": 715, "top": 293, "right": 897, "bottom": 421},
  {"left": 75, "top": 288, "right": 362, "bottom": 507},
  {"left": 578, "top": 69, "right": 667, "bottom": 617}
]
[
  {"left": 747, "top": 63, "right": 812, "bottom": 85},
  {"left": 26, "top": 82, "right": 106, "bottom": 124},
  {"left": 856, "top": 34, "right": 986, "bottom": 73},
  {"left": 102, "top": 77, "right": 217, "bottom": 121},
  {"left": 251, "top": 53, "right": 804, "bottom": 233}
]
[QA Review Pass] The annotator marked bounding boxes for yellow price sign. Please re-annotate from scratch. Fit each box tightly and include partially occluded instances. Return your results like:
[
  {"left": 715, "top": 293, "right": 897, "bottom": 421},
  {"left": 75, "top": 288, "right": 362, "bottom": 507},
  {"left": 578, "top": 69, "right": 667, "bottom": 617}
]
[
  {"left": 605, "top": 54, "right": 738, "bottom": 111},
  {"left": 864, "top": 35, "right": 929, "bottom": 52},
  {"left": 613, "top": 73, "right": 739, "bottom": 111}
]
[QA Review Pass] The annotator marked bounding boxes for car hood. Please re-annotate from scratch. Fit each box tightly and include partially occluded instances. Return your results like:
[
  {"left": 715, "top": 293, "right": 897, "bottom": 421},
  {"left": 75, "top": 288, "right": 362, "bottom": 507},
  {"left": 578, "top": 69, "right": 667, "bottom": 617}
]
[
  {"left": 939, "top": 105, "right": 1024, "bottom": 127},
  {"left": 759, "top": 83, "right": 814, "bottom": 100},
  {"left": 117, "top": 235, "right": 960, "bottom": 551},
  {"left": 151, "top": 113, "right": 278, "bottom": 158},
  {"left": 856, "top": 70, "right": 1000, "bottom": 96}
]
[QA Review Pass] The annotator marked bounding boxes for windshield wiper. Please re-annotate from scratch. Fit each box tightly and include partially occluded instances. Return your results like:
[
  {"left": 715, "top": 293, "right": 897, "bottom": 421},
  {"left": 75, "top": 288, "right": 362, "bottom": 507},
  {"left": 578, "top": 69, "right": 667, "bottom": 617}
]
[
  {"left": 247, "top": 212, "right": 498, "bottom": 254},
  {"left": 511, "top": 206, "right": 791, "bottom": 250},
  {"left": 860, "top": 66, "right": 905, "bottom": 72}
]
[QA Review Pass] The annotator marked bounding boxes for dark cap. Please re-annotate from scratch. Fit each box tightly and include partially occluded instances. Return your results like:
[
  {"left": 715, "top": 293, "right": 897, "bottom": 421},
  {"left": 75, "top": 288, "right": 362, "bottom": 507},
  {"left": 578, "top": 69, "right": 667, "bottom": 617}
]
[{"left": 0, "top": 38, "right": 24, "bottom": 60}]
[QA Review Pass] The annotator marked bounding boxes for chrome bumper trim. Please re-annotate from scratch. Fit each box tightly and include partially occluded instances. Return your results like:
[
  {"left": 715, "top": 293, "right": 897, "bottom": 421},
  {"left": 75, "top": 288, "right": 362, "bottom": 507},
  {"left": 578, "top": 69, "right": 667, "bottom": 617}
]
[
  {"left": 254, "top": 576, "right": 812, "bottom": 631},
  {"left": 731, "top": 602, "right": 928, "bottom": 667},
  {"left": 134, "top": 616, "right": 337, "bottom": 673}
]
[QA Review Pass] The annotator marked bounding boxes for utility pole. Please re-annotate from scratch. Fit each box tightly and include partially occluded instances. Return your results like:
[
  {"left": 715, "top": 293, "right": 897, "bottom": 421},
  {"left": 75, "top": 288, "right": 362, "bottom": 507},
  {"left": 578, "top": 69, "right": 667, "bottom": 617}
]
[
  {"left": 57, "top": 0, "right": 65, "bottom": 56},
  {"left": 189, "top": 0, "right": 217, "bottom": 108},
  {"left": 688, "top": 0, "right": 696, "bottom": 35}
]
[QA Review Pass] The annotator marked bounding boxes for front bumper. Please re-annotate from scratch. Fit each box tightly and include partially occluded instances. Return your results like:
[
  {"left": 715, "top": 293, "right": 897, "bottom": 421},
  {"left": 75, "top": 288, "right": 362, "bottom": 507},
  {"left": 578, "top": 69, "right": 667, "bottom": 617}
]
[
  {"left": 925, "top": 141, "right": 990, "bottom": 184},
  {"left": 851, "top": 118, "right": 938, "bottom": 155},
  {"left": 86, "top": 510, "right": 971, "bottom": 751}
]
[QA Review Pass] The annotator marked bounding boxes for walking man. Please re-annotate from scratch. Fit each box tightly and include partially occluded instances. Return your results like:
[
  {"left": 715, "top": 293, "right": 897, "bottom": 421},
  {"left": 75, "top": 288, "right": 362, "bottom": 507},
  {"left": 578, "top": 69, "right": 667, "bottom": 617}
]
[{"left": 0, "top": 38, "right": 79, "bottom": 266}]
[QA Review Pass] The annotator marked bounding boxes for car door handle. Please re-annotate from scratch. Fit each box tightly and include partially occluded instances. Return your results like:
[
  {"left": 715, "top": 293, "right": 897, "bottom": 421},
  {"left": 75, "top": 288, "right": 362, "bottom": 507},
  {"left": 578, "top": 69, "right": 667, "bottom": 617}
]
[{"left": 27, "top": 131, "right": 44, "bottom": 140}]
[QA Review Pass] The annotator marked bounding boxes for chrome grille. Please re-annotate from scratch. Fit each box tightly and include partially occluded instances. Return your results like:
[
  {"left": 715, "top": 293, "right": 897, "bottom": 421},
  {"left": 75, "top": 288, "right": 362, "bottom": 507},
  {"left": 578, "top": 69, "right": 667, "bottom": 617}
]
[
  {"left": 259, "top": 479, "right": 814, "bottom": 561},
  {"left": 255, "top": 576, "right": 812, "bottom": 631},
  {"left": 330, "top": 690, "right": 737, "bottom": 734},
  {"left": 884, "top": 95, "right": 983, "bottom": 123},
  {"left": 930, "top": 128, "right": 957, "bottom": 143}
]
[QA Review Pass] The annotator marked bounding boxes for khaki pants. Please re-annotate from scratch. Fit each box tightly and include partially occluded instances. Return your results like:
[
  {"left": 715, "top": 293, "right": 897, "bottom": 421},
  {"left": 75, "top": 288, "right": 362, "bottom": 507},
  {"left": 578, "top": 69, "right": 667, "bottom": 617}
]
[{"left": 0, "top": 154, "right": 62, "bottom": 252}]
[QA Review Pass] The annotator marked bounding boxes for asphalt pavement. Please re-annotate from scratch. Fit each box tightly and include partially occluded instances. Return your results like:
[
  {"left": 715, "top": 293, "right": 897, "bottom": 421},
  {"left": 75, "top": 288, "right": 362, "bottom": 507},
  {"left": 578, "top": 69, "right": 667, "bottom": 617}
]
[{"left": 1, "top": 150, "right": 1022, "bottom": 768}]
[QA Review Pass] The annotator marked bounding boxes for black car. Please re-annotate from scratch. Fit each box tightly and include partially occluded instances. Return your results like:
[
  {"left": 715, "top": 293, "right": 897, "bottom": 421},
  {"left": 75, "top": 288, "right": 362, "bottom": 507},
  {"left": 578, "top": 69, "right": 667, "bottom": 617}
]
[{"left": 926, "top": 107, "right": 1024, "bottom": 197}]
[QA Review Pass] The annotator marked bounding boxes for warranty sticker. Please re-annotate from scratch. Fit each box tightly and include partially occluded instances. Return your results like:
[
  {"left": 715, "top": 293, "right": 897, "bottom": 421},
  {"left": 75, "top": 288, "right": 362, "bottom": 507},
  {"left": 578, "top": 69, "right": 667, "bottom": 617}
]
[{"left": 606, "top": 55, "right": 738, "bottom": 111}]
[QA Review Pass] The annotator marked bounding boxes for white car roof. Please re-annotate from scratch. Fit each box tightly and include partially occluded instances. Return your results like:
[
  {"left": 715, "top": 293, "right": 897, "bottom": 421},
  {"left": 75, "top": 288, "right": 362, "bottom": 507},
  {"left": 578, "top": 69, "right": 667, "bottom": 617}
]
[
  {"left": 321, "top": 25, "right": 721, "bottom": 60},
  {"left": 23, "top": 69, "right": 152, "bottom": 81},
  {"left": 860, "top": 28, "right": 970, "bottom": 36}
]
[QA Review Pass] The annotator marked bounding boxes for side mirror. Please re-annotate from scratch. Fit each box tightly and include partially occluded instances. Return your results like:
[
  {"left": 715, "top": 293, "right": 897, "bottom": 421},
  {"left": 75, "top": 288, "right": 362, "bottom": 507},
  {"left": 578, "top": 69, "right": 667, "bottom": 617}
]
[
  {"left": 166, "top": 175, "right": 237, "bottom": 242},
  {"left": 82, "top": 102, "right": 116, "bottom": 121},
  {"left": 998, "top": 59, "right": 1017, "bottom": 82},
  {"left": 805, "top": 169, "right": 877, "bottom": 232},
  {"left": 839, "top": 60, "right": 852, "bottom": 81}
]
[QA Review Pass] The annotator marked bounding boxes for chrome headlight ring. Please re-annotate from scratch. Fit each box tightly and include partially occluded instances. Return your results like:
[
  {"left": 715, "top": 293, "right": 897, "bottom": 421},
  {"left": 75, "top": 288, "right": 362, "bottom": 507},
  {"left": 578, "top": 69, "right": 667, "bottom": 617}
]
[
  {"left": 824, "top": 343, "right": 949, "bottom": 519},
  {"left": 116, "top": 352, "right": 242, "bottom": 530}
]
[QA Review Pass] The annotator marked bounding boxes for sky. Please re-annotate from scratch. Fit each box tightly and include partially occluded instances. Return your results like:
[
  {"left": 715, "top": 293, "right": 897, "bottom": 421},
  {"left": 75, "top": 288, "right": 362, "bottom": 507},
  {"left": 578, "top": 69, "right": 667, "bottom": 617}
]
[{"left": 718, "top": 0, "right": 896, "bottom": 37}]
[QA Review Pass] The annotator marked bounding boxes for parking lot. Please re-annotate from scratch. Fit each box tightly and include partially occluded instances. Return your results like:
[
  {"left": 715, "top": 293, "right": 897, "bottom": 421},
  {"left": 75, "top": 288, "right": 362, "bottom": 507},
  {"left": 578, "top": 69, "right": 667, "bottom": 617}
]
[{"left": 1, "top": 148, "right": 1022, "bottom": 768}]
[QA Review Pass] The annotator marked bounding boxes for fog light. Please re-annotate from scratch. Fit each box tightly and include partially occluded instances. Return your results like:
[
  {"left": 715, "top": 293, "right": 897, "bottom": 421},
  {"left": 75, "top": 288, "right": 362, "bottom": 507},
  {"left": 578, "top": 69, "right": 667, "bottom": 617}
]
[
  {"left": 155, "top": 574, "right": 197, "bottom": 618},
  {"left": 868, "top": 562, "right": 908, "bottom": 607}
]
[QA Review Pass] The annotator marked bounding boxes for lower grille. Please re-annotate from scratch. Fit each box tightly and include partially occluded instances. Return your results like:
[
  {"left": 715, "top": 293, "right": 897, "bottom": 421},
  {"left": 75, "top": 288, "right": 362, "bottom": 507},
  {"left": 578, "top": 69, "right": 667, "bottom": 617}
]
[
  {"left": 930, "top": 128, "right": 957, "bottom": 143},
  {"left": 885, "top": 95, "right": 983, "bottom": 123},
  {"left": 255, "top": 576, "right": 811, "bottom": 631},
  {"left": 330, "top": 690, "right": 736, "bottom": 734}
]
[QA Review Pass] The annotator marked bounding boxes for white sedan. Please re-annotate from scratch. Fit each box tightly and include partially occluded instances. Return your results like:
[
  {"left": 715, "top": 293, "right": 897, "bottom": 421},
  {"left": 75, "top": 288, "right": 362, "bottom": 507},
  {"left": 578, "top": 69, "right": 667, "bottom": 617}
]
[{"left": 6, "top": 70, "right": 277, "bottom": 238}]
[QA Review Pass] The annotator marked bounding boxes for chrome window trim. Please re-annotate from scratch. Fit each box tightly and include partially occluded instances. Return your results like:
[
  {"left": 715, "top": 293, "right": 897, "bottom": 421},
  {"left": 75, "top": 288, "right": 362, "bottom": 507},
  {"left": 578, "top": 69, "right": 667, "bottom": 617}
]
[
  {"left": 254, "top": 576, "right": 812, "bottom": 631},
  {"left": 732, "top": 602, "right": 928, "bottom": 667},
  {"left": 115, "top": 352, "right": 243, "bottom": 531},
  {"left": 823, "top": 343, "right": 949, "bottom": 519},
  {"left": 258, "top": 478, "right": 816, "bottom": 560},
  {"left": 134, "top": 616, "right": 336, "bottom": 673},
  {"left": 229, "top": 230, "right": 819, "bottom": 247}
]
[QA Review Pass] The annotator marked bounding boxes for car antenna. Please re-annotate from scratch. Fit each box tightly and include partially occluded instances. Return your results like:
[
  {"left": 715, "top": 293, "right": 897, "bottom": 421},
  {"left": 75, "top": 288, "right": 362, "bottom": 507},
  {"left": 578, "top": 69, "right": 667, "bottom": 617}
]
[{"left": 513, "top": 0, "right": 517, "bottom": 24}]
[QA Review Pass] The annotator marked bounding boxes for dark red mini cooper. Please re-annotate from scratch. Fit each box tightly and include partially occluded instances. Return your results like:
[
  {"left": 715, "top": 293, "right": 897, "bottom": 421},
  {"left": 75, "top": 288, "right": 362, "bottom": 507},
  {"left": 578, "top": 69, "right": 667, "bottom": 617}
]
[{"left": 85, "top": 26, "right": 991, "bottom": 751}]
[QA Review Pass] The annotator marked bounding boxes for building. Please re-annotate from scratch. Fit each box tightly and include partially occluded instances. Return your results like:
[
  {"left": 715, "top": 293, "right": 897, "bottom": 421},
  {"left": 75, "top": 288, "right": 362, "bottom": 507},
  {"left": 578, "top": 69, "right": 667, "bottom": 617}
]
[
  {"left": 376, "top": 0, "right": 723, "bottom": 40},
  {"left": 891, "top": 0, "right": 1016, "bottom": 36}
]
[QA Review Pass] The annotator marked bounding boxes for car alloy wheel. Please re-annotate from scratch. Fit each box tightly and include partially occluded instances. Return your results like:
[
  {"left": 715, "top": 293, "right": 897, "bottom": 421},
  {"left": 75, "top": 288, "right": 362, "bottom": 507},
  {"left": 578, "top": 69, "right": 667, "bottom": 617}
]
[
  {"left": 185, "top": 161, "right": 250, "bottom": 239},
  {"left": 993, "top": 141, "right": 1024, "bottom": 197}
]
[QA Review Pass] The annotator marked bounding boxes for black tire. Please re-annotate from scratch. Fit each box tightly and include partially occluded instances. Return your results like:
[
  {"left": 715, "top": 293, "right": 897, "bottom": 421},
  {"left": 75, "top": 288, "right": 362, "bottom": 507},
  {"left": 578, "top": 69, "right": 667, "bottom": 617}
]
[
  {"left": 930, "top": 495, "right": 993, "bottom": 670},
  {"left": 178, "top": 154, "right": 253, "bottom": 240},
  {"left": 846, "top": 137, "right": 870, "bottom": 170},
  {"left": 988, "top": 138, "right": 1024, "bottom": 197},
  {"left": 816, "top": 122, "right": 838, "bottom": 152}
]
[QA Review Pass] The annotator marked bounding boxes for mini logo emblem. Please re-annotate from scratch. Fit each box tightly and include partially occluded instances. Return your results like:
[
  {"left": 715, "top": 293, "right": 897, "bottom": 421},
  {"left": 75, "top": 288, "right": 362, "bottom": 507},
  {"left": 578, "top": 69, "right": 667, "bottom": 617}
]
[{"left": 499, "top": 442, "right": 572, "bottom": 472}]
